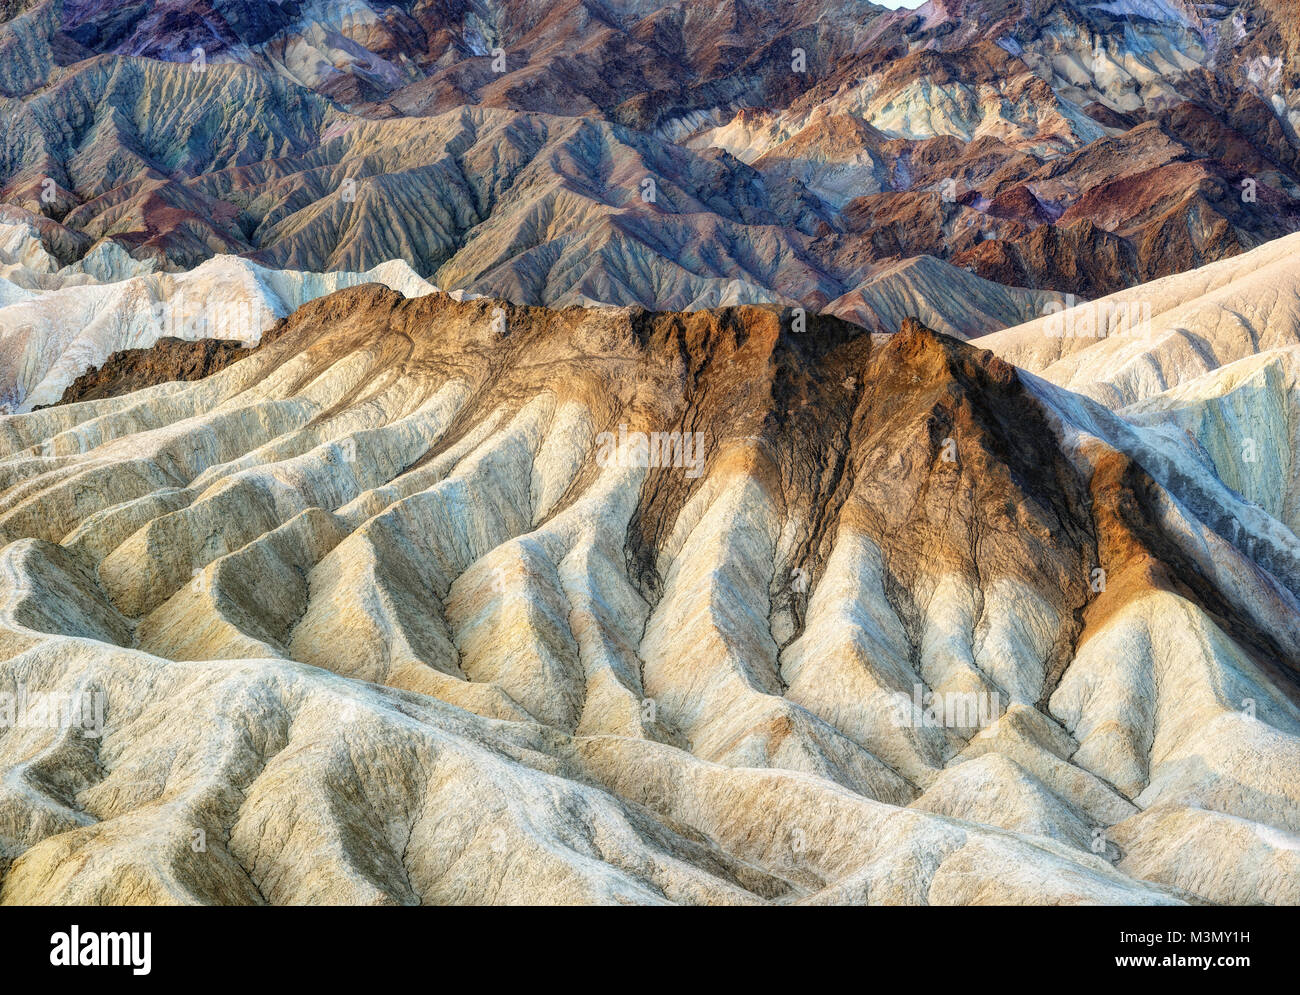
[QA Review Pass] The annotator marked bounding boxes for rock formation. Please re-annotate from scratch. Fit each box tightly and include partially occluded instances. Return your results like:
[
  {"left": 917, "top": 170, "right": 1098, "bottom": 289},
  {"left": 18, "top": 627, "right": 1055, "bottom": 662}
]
[
  {"left": 1, "top": 265, "right": 1297, "bottom": 904},
  {"left": 0, "top": 221, "right": 439, "bottom": 411},
  {"left": 2, "top": 0, "right": 1300, "bottom": 910}
]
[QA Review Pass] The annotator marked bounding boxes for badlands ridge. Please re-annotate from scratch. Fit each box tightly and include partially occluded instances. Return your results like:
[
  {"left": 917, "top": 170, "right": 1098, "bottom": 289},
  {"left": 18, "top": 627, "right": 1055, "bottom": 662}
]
[{"left": 1, "top": 233, "right": 1299, "bottom": 904}]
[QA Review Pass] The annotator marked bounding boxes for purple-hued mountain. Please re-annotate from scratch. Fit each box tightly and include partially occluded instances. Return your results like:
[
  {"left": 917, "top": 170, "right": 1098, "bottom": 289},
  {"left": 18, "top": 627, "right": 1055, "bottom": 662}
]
[{"left": 0, "top": 0, "right": 1297, "bottom": 322}]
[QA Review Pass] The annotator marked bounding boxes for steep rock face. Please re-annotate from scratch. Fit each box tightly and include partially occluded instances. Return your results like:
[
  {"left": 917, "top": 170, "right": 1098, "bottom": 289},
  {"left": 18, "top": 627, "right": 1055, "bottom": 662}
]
[
  {"left": 951, "top": 221, "right": 1141, "bottom": 298},
  {"left": 43, "top": 335, "right": 257, "bottom": 406},
  {"left": 1121, "top": 348, "right": 1300, "bottom": 537},
  {"left": 0, "top": 282, "right": 1296, "bottom": 904}
]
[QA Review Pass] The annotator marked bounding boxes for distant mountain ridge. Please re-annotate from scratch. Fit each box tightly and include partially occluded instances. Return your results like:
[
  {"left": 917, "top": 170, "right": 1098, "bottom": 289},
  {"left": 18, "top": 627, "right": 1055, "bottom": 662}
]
[{"left": 0, "top": 0, "right": 1297, "bottom": 314}]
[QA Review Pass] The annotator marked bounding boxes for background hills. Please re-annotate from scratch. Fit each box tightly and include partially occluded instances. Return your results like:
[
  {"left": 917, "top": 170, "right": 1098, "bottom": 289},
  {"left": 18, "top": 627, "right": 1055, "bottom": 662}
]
[{"left": 0, "top": 0, "right": 1298, "bottom": 319}]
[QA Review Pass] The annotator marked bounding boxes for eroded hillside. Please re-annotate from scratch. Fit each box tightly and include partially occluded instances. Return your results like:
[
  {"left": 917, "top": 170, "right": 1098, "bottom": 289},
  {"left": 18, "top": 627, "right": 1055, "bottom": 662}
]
[{"left": 1, "top": 286, "right": 1297, "bottom": 904}]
